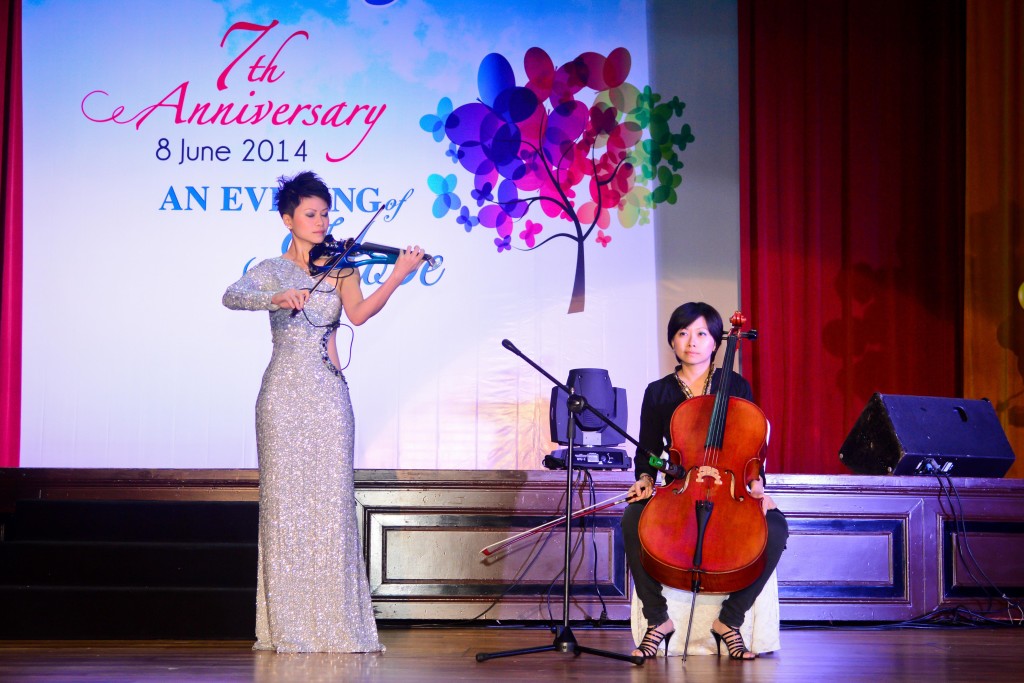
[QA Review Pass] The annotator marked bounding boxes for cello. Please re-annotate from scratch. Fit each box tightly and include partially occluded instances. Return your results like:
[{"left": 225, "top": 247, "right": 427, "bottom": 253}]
[{"left": 636, "top": 311, "right": 768, "bottom": 652}]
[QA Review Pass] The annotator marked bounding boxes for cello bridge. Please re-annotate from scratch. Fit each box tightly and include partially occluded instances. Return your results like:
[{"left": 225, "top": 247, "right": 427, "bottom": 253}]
[{"left": 695, "top": 466, "right": 723, "bottom": 485}]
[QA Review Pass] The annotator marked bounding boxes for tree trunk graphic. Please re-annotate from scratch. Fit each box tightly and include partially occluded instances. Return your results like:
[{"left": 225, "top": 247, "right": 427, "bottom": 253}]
[{"left": 569, "top": 236, "right": 586, "bottom": 314}]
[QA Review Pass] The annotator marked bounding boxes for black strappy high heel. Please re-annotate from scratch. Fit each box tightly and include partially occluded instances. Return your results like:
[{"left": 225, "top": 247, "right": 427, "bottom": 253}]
[
  {"left": 635, "top": 622, "right": 676, "bottom": 659},
  {"left": 711, "top": 625, "right": 756, "bottom": 660}
]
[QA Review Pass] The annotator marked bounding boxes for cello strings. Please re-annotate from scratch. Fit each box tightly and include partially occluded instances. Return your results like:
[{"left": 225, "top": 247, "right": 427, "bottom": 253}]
[{"left": 700, "top": 331, "right": 743, "bottom": 493}]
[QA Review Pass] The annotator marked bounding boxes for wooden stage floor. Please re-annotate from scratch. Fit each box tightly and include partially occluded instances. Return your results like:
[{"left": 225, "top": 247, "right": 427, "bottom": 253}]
[{"left": 1, "top": 625, "right": 1021, "bottom": 682}]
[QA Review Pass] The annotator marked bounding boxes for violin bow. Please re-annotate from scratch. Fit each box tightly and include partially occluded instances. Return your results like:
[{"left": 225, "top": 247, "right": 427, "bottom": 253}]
[
  {"left": 292, "top": 206, "right": 387, "bottom": 319},
  {"left": 480, "top": 490, "right": 643, "bottom": 556}
]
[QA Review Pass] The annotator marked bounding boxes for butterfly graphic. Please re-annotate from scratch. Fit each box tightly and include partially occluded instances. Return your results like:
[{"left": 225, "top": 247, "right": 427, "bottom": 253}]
[
  {"left": 494, "top": 235, "right": 511, "bottom": 253},
  {"left": 445, "top": 143, "right": 465, "bottom": 164},
  {"left": 519, "top": 219, "right": 543, "bottom": 247},
  {"left": 471, "top": 181, "right": 494, "bottom": 207},
  {"left": 596, "top": 230, "right": 612, "bottom": 247},
  {"left": 456, "top": 206, "right": 479, "bottom": 233},
  {"left": 419, "top": 97, "right": 454, "bottom": 143},
  {"left": 427, "top": 173, "right": 461, "bottom": 219}
]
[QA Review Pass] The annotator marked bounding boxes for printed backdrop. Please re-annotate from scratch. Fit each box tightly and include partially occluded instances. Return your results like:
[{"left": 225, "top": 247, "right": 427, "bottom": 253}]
[{"left": 20, "top": 0, "right": 740, "bottom": 469}]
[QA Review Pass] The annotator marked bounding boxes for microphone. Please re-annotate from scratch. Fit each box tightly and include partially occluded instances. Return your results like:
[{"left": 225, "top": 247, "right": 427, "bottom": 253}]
[
  {"left": 501, "top": 339, "right": 521, "bottom": 356},
  {"left": 648, "top": 454, "right": 685, "bottom": 479}
]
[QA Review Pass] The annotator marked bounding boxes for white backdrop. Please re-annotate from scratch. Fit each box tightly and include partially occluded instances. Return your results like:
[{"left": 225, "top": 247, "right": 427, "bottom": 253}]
[{"left": 19, "top": 0, "right": 740, "bottom": 470}]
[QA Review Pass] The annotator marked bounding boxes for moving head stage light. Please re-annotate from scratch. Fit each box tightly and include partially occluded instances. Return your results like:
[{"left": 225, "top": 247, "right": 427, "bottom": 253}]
[{"left": 545, "top": 368, "right": 631, "bottom": 471}]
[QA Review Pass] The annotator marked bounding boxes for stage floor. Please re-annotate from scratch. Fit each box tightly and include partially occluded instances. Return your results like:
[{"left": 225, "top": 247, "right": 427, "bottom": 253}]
[{"left": 1, "top": 626, "right": 1021, "bottom": 682}]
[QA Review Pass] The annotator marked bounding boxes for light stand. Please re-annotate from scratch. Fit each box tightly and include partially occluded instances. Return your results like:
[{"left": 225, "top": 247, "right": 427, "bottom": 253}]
[{"left": 475, "top": 340, "right": 648, "bottom": 666}]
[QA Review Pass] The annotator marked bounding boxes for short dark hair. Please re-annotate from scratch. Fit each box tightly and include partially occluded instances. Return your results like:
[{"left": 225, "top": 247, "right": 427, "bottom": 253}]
[
  {"left": 276, "top": 171, "right": 331, "bottom": 217},
  {"left": 667, "top": 301, "right": 725, "bottom": 357}
]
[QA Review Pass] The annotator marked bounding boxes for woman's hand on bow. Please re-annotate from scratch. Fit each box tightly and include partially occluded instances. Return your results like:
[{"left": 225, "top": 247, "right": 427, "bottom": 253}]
[
  {"left": 627, "top": 473, "right": 656, "bottom": 502},
  {"left": 272, "top": 288, "right": 310, "bottom": 311}
]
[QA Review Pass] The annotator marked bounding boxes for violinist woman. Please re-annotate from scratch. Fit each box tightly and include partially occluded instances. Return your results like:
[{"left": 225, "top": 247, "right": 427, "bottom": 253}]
[
  {"left": 621, "top": 301, "right": 788, "bottom": 660},
  {"left": 223, "top": 171, "right": 424, "bottom": 653}
]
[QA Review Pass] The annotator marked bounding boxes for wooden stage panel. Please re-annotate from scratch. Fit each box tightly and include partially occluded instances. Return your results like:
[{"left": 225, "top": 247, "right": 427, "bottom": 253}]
[
  {"left": 2, "top": 468, "right": 1023, "bottom": 630},
  {"left": 944, "top": 521, "right": 1024, "bottom": 596},
  {"left": 376, "top": 525, "right": 616, "bottom": 583},
  {"left": 779, "top": 526, "right": 897, "bottom": 584},
  {"left": 360, "top": 483, "right": 629, "bottom": 620}
]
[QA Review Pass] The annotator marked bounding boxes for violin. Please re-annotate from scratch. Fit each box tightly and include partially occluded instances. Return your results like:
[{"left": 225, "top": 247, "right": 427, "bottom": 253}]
[
  {"left": 308, "top": 235, "right": 438, "bottom": 275},
  {"left": 637, "top": 311, "right": 768, "bottom": 593},
  {"left": 305, "top": 205, "right": 437, "bottom": 275}
]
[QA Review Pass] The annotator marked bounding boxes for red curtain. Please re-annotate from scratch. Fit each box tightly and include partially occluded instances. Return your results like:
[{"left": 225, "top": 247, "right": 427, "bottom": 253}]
[
  {"left": 0, "top": 0, "right": 22, "bottom": 468},
  {"left": 964, "top": 0, "right": 1024, "bottom": 478},
  {"left": 739, "top": 0, "right": 966, "bottom": 474}
]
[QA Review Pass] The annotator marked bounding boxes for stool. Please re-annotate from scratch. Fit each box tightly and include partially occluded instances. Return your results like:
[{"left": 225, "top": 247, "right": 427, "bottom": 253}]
[{"left": 630, "top": 571, "right": 780, "bottom": 656}]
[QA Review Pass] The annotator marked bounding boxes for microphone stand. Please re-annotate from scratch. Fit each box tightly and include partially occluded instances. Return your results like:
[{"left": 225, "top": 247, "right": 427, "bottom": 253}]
[{"left": 475, "top": 340, "right": 650, "bottom": 666}]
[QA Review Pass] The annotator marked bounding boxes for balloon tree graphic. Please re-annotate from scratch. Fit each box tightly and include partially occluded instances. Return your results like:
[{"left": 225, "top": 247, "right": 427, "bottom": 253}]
[{"left": 420, "top": 47, "right": 694, "bottom": 313}]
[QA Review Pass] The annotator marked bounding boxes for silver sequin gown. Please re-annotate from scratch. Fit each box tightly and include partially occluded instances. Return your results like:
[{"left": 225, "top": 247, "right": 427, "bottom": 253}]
[{"left": 223, "top": 257, "right": 383, "bottom": 653}]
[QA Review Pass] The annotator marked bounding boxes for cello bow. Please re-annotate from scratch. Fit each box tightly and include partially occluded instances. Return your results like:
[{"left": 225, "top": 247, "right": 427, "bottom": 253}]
[{"left": 480, "top": 490, "right": 641, "bottom": 556}]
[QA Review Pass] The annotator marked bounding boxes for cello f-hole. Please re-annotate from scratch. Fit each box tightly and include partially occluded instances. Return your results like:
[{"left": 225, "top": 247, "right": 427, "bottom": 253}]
[
  {"left": 673, "top": 468, "right": 695, "bottom": 495},
  {"left": 727, "top": 472, "right": 745, "bottom": 502}
]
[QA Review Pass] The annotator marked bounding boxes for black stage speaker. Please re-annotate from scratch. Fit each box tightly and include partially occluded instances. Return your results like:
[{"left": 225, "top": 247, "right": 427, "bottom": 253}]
[{"left": 839, "top": 393, "right": 1016, "bottom": 477}]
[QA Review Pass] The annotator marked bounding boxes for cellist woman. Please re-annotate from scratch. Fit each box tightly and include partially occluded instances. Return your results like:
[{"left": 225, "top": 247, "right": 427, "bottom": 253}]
[{"left": 621, "top": 301, "right": 789, "bottom": 660}]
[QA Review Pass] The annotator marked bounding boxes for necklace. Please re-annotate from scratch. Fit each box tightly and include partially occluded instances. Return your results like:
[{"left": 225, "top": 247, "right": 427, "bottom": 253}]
[{"left": 675, "top": 363, "right": 714, "bottom": 400}]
